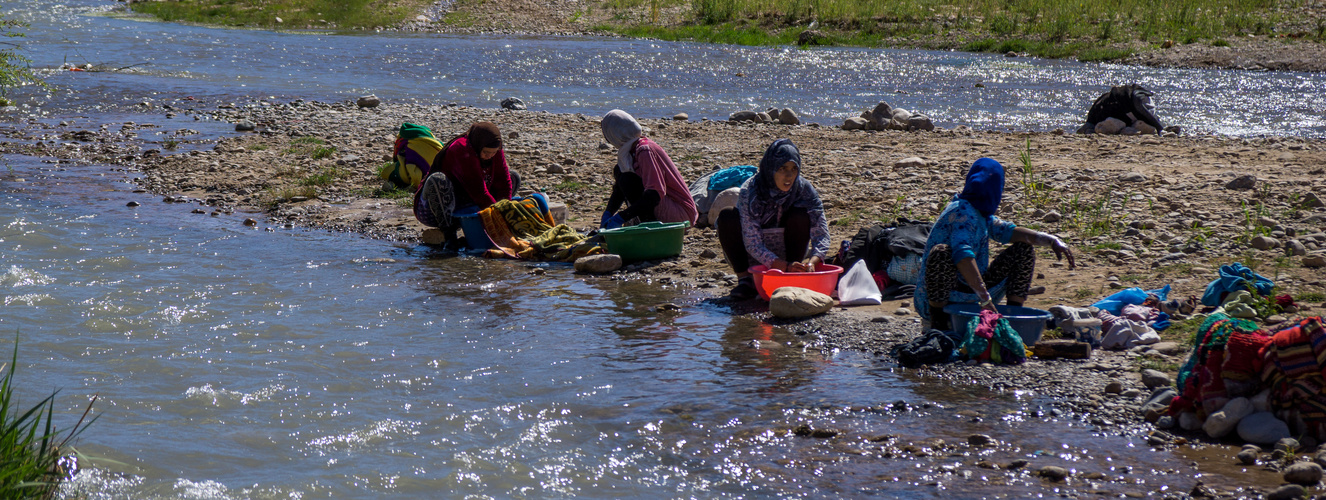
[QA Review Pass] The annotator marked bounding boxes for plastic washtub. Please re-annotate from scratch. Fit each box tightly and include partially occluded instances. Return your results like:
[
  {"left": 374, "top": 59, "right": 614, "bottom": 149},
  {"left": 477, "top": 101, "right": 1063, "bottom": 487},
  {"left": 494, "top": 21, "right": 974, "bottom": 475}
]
[
  {"left": 749, "top": 264, "right": 844, "bottom": 301},
  {"left": 943, "top": 303, "right": 1053, "bottom": 346},
  {"left": 454, "top": 207, "right": 494, "bottom": 251},
  {"left": 600, "top": 221, "right": 690, "bottom": 261}
]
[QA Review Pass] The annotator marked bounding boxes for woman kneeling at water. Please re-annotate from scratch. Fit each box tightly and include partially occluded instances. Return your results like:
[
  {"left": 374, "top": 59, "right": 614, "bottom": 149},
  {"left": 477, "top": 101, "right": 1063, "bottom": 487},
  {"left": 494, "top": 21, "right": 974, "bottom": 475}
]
[
  {"left": 915, "top": 158, "right": 1076, "bottom": 330},
  {"left": 716, "top": 139, "right": 830, "bottom": 301},
  {"left": 598, "top": 110, "right": 699, "bottom": 229},
  {"left": 416, "top": 122, "right": 522, "bottom": 241}
]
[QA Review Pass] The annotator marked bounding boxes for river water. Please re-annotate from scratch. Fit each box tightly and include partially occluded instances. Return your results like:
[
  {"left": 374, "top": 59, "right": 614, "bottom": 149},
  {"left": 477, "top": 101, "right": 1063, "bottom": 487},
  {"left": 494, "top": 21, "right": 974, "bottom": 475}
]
[{"left": 0, "top": 0, "right": 1316, "bottom": 497}]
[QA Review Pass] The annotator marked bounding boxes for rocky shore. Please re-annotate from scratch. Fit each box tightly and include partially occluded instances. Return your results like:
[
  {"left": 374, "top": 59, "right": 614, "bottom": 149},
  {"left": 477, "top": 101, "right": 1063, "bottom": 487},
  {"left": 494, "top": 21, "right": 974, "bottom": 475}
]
[{"left": 4, "top": 97, "right": 1326, "bottom": 496}]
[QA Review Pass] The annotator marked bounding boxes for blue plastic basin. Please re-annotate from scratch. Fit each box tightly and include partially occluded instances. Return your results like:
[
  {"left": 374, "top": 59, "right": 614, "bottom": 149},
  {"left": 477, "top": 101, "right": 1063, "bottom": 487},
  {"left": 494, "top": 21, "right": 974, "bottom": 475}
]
[{"left": 943, "top": 303, "right": 1053, "bottom": 346}]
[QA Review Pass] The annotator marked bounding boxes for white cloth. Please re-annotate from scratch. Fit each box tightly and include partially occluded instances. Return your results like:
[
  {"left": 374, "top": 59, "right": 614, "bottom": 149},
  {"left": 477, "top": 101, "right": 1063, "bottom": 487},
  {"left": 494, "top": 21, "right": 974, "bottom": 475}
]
[
  {"left": 601, "top": 109, "right": 642, "bottom": 174},
  {"left": 1100, "top": 319, "right": 1160, "bottom": 350}
]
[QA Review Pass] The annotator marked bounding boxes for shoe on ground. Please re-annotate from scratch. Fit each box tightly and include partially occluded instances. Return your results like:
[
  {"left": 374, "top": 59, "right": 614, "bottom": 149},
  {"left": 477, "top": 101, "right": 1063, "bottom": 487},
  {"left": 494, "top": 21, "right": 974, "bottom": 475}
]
[{"left": 729, "top": 277, "right": 757, "bottom": 301}]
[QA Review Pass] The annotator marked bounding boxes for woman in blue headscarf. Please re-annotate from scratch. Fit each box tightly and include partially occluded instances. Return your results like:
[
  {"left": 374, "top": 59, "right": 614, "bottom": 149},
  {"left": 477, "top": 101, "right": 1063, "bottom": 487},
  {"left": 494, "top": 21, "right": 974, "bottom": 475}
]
[
  {"left": 716, "top": 139, "right": 831, "bottom": 300},
  {"left": 915, "top": 158, "right": 1076, "bottom": 330}
]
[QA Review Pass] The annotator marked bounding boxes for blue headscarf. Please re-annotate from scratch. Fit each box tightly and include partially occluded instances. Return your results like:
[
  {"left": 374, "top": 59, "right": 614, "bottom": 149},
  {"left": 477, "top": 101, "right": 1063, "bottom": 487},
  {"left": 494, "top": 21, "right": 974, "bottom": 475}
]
[
  {"left": 957, "top": 158, "right": 1005, "bottom": 217},
  {"left": 746, "top": 139, "right": 821, "bottom": 225}
]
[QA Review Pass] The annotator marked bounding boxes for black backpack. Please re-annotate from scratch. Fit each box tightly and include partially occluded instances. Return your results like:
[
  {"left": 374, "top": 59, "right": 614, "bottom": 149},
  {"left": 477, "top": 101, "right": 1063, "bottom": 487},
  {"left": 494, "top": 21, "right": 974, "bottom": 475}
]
[
  {"left": 840, "top": 218, "right": 932, "bottom": 276},
  {"left": 894, "top": 329, "right": 957, "bottom": 368}
]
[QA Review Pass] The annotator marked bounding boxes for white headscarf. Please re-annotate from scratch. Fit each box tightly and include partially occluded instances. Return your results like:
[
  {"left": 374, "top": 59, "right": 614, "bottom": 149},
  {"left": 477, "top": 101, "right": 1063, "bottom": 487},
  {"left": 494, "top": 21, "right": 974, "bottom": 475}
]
[{"left": 601, "top": 109, "right": 642, "bottom": 174}]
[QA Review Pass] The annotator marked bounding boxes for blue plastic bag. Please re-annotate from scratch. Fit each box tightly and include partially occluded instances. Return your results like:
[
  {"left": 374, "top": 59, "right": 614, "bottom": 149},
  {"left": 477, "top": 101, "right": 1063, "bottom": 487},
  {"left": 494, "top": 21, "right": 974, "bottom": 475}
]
[{"left": 1090, "top": 284, "right": 1171, "bottom": 315}]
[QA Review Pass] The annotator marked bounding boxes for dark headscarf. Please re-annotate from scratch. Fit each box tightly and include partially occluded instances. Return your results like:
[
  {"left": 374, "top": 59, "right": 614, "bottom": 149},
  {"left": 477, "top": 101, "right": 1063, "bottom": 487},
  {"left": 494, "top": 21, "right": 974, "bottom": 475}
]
[
  {"left": 957, "top": 157, "right": 1005, "bottom": 217},
  {"left": 466, "top": 122, "right": 503, "bottom": 156},
  {"left": 746, "top": 139, "right": 820, "bottom": 225}
]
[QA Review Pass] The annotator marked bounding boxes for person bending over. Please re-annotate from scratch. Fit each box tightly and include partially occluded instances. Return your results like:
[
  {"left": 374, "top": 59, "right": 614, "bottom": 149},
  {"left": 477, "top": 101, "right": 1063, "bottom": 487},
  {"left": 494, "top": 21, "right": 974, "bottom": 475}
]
[
  {"left": 914, "top": 157, "right": 1076, "bottom": 330},
  {"left": 415, "top": 122, "right": 522, "bottom": 241},
  {"left": 598, "top": 109, "right": 698, "bottom": 229}
]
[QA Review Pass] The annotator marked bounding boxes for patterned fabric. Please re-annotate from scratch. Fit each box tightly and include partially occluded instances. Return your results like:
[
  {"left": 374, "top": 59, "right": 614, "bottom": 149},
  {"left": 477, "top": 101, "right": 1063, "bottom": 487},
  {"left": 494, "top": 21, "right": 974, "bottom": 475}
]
[
  {"left": 478, "top": 199, "right": 603, "bottom": 262},
  {"left": 1261, "top": 317, "right": 1326, "bottom": 439},
  {"left": 415, "top": 173, "right": 457, "bottom": 228},
  {"left": 912, "top": 201, "right": 1018, "bottom": 320},
  {"left": 959, "top": 309, "right": 1028, "bottom": 364},
  {"left": 383, "top": 122, "right": 444, "bottom": 190},
  {"left": 1170, "top": 312, "right": 1269, "bottom": 418}
]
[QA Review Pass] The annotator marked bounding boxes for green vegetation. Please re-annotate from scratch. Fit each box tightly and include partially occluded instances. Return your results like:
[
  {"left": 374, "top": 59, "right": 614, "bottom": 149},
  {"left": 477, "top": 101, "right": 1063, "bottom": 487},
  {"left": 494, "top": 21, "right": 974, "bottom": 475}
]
[
  {"left": 370, "top": 184, "right": 415, "bottom": 208},
  {"left": 163, "top": 138, "right": 180, "bottom": 150},
  {"left": 282, "top": 137, "right": 337, "bottom": 160},
  {"left": 1, "top": 334, "right": 97, "bottom": 497},
  {"left": 1073, "top": 287, "right": 1096, "bottom": 300},
  {"left": 1299, "top": 291, "right": 1326, "bottom": 303},
  {"left": 549, "top": 180, "right": 590, "bottom": 192},
  {"left": 0, "top": 17, "right": 48, "bottom": 105},
  {"left": 128, "top": 0, "right": 435, "bottom": 29},
  {"left": 832, "top": 207, "right": 870, "bottom": 227},
  {"left": 300, "top": 166, "right": 348, "bottom": 187}
]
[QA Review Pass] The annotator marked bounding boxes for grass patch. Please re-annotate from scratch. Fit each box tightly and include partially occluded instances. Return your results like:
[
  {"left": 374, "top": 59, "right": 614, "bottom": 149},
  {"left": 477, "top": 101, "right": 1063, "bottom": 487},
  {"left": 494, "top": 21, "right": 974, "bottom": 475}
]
[
  {"left": 1073, "top": 288, "right": 1097, "bottom": 300},
  {"left": 1165, "top": 315, "right": 1207, "bottom": 347},
  {"left": 1137, "top": 359, "right": 1180, "bottom": 373},
  {"left": 1298, "top": 291, "right": 1326, "bottom": 304},
  {"left": 282, "top": 137, "right": 337, "bottom": 160},
  {"left": 1090, "top": 242, "right": 1123, "bottom": 251},
  {"left": 548, "top": 180, "right": 590, "bottom": 192},
  {"left": 292, "top": 136, "right": 325, "bottom": 145},
  {"left": 1, "top": 333, "right": 98, "bottom": 497},
  {"left": 832, "top": 207, "right": 870, "bottom": 227},
  {"left": 128, "top": 0, "right": 436, "bottom": 29},
  {"left": 370, "top": 183, "right": 415, "bottom": 208},
  {"left": 299, "top": 166, "right": 348, "bottom": 187},
  {"left": 262, "top": 186, "right": 318, "bottom": 208}
]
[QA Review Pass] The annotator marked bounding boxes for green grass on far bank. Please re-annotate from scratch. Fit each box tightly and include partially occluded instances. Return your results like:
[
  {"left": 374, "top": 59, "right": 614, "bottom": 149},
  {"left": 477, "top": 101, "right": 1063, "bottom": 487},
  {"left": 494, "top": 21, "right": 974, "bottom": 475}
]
[
  {"left": 129, "top": 0, "right": 435, "bottom": 29},
  {"left": 594, "top": 0, "right": 1318, "bottom": 61}
]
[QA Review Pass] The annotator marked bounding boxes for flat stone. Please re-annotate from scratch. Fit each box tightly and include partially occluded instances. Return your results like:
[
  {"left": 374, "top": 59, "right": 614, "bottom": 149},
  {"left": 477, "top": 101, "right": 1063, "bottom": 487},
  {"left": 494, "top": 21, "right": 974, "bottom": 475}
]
[
  {"left": 1239, "top": 411, "right": 1292, "bottom": 445},
  {"left": 574, "top": 254, "right": 623, "bottom": 274},
  {"left": 1226, "top": 174, "right": 1257, "bottom": 190},
  {"left": 1038, "top": 466, "right": 1069, "bottom": 481},
  {"left": 1141, "top": 369, "right": 1172, "bottom": 389},
  {"left": 1284, "top": 462, "right": 1323, "bottom": 485},
  {"left": 673, "top": 112, "right": 689, "bottom": 121},
  {"left": 894, "top": 156, "right": 928, "bottom": 169},
  {"left": 770, "top": 287, "right": 834, "bottom": 318},
  {"left": 1304, "top": 254, "right": 1326, "bottom": 268}
]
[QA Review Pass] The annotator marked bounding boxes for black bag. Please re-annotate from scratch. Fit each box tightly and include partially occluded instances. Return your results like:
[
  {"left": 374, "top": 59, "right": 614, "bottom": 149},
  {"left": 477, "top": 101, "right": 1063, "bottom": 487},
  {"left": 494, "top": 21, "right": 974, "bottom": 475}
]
[
  {"left": 840, "top": 218, "right": 932, "bottom": 276},
  {"left": 894, "top": 329, "right": 957, "bottom": 368},
  {"left": 1085, "top": 84, "right": 1162, "bottom": 132}
]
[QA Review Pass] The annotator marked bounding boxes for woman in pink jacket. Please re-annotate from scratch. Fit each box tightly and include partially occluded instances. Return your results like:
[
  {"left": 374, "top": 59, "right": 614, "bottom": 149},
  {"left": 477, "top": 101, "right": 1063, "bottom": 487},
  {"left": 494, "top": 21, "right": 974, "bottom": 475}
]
[{"left": 598, "top": 110, "right": 698, "bottom": 229}]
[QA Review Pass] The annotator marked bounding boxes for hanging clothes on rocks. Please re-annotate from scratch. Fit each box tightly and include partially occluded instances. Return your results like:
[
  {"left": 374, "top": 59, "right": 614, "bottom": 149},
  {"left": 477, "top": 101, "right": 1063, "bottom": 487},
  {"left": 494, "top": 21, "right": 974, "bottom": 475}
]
[
  {"left": 1169, "top": 312, "right": 1270, "bottom": 419},
  {"left": 1261, "top": 317, "right": 1326, "bottom": 440}
]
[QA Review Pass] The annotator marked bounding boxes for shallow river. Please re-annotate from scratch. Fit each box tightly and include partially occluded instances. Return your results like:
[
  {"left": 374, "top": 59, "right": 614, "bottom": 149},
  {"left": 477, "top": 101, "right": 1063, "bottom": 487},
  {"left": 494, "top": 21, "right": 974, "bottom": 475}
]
[{"left": 0, "top": 0, "right": 1316, "bottom": 497}]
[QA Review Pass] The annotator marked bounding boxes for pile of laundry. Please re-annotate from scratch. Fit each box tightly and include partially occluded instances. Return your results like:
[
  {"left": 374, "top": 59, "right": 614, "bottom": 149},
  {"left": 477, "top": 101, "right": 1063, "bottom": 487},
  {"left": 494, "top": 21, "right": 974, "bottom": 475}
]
[{"left": 1047, "top": 284, "right": 1186, "bottom": 350}]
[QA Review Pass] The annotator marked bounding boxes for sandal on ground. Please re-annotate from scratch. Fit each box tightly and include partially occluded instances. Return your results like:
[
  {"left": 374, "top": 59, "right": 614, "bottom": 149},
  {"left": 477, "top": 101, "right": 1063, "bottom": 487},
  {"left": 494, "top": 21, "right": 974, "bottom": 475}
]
[{"left": 729, "top": 277, "right": 758, "bottom": 301}]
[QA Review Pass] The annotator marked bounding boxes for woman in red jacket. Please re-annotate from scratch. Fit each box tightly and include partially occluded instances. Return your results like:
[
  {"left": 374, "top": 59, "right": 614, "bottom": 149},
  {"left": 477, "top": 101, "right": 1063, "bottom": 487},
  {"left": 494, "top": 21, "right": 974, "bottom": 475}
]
[{"left": 416, "top": 122, "right": 521, "bottom": 241}]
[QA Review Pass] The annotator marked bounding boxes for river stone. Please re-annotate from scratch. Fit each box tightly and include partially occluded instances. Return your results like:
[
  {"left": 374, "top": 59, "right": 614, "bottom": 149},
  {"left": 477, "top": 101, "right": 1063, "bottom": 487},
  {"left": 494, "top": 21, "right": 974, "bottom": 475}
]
[
  {"left": 1284, "top": 462, "right": 1323, "bottom": 485},
  {"left": 1305, "top": 192, "right": 1324, "bottom": 208},
  {"left": 756, "top": 111, "right": 773, "bottom": 123},
  {"left": 778, "top": 108, "right": 800, "bottom": 125},
  {"left": 1076, "top": 123, "right": 1096, "bottom": 134},
  {"left": 797, "top": 29, "right": 827, "bottom": 45},
  {"left": 1277, "top": 438, "right": 1302, "bottom": 454},
  {"left": 907, "top": 113, "right": 935, "bottom": 131},
  {"left": 870, "top": 102, "right": 893, "bottom": 126},
  {"left": 1119, "top": 172, "right": 1147, "bottom": 182},
  {"left": 1236, "top": 448, "right": 1258, "bottom": 465},
  {"left": 500, "top": 97, "right": 526, "bottom": 110},
  {"left": 1135, "top": 121, "right": 1158, "bottom": 135},
  {"left": 1094, "top": 117, "right": 1126, "bottom": 135},
  {"left": 1304, "top": 254, "right": 1326, "bottom": 268},
  {"left": 1180, "top": 411, "right": 1203, "bottom": 431},
  {"left": 1141, "top": 387, "right": 1177, "bottom": 422},
  {"left": 574, "top": 254, "right": 622, "bottom": 274},
  {"left": 1042, "top": 210, "right": 1061, "bottom": 223},
  {"left": 1150, "top": 341, "right": 1185, "bottom": 355},
  {"left": 1251, "top": 235, "right": 1281, "bottom": 250},
  {"left": 1204, "top": 397, "right": 1254, "bottom": 438},
  {"left": 890, "top": 107, "right": 912, "bottom": 125},
  {"left": 545, "top": 163, "right": 565, "bottom": 174},
  {"left": 894, "top": 157, "right": 928, "bottom": 169},
  {"left": 730, "top": 110, "right": 759, "bottom": 122},
  {"left": 968, "top": 434, "right": 994, "bottom": 446},
  {"left": 841, "top": 117, "right": 868, "bottom": 130},
  {"left": 1238, "top": 412, "right": 1292, "bottom": 445},
  {"left": 1226, "top": 174, "right": 1257, "bottom": 190},
  {"left": 1037, "top": 466, "right": 1069, "bottom": 481},
  {"left": 1119, "top": 126, "right": 1139, "bottom": 135},
  {"left": 1316, "top": 451, "right": 1326, "bottom": 468},
  {"left": 1141, "top": 369, "right": 1171, "bottom": 389},
  {"left": 673, "top": 112, "right": 689, "bottom": 121},
  {"left": 1104, "top": 380, "right": 1124, "bottom": 394},
  {"left": 1288, "top": 239, "right": 1307, "bottom": 256},
  {"left": 235, "top": 120, "right": 255, "bottom": 131},
  {"left": 1267, "top": 484, "right": 1307, "bottom": 500},
  {"left": 769, "top": 287, "right": 834, "bottom": 318},
  {"left": 356, "top": 94, "right": 380, "bottom": 108},
  {"left": 1253, "top": 389, "right": 1273, "bottom": 412},
  {"left": 1156, "top": 415, "right": 1174, "bottom": 429}
]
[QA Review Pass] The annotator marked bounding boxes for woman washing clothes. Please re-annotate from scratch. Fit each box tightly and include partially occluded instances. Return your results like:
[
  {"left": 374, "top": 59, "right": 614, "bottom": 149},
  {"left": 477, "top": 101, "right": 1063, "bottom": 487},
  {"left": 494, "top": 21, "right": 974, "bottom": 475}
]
[
  {"left": 598, "top": 110, "right": 699, "bottom": 229},
  {"left": 915, "top": 158, "right": 1076, "bottom": 330},
  {"left": 716, "top": 139, "right": 831, "bottom": 301},
  {"left": 415, "top": 122, "right": 522, "bottom": 243}
]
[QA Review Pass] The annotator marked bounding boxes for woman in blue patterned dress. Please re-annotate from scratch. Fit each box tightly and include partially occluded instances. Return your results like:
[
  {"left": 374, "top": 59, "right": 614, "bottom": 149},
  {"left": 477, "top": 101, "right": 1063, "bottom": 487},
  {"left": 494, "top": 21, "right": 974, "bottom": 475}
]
[{"left": 915, "top": 158, "right": 1077, "bottom": 330}]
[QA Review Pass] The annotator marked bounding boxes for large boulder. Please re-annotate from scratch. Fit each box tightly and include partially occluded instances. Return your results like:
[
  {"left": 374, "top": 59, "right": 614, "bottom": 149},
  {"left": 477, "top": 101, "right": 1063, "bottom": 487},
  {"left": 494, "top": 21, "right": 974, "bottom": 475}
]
[
  {"left": 1238, "top": 411, "right": 1291, "bottom": 445},
  {"left": 574, "top": 254, "right": 623, "bottom": 274},
  {"left": 842, "top": 117, "right": 868, "bottom": 130},
  {"left": 356, "top": 94, "right": 381, "bottom": 108},
  {"left": 500, "top": 97, "right": 527, "bottom": 110},
  {"left": 769, "top": 287, "right": 834, "bottom": 318},
  {"left": 1093, "top": 117, "right": 1127, "bottom": 135},
  {"left": 730, "top": 110, "right": 760, "bottom": 122},
  {"left": 1204, "top": 397, "right": 1254, "bottom": 438},
  {"left": 907, "top": 113, "right": 935, "bottom": 131},
  {"left": 870, "top": 102, "right": 893, "bottom": 127},
  {"left": 1135, "top": 121, "right": 1158, "bottom": 135},
  {"left": 778, "top": 108, "right": 801, "bottom": 125}
]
